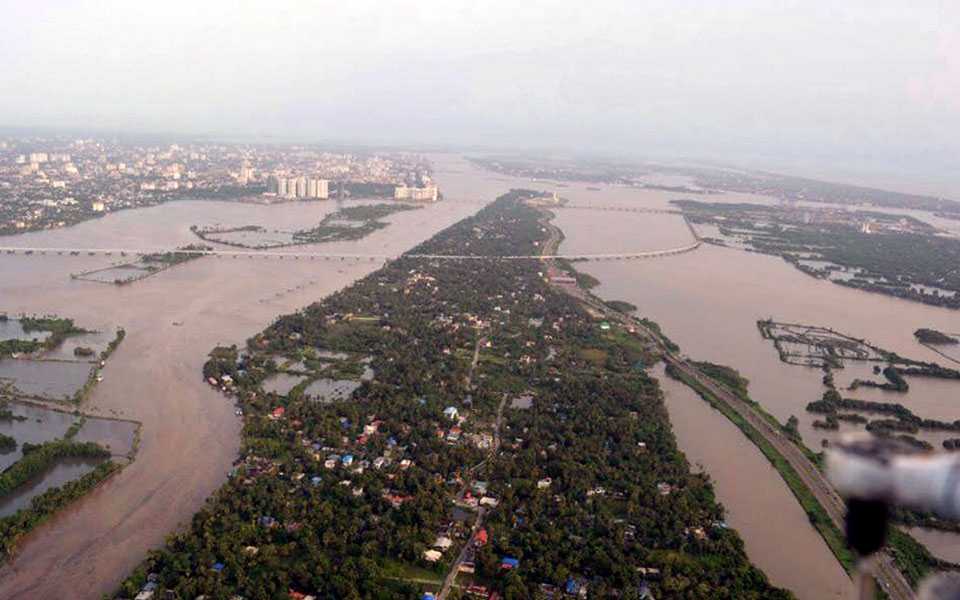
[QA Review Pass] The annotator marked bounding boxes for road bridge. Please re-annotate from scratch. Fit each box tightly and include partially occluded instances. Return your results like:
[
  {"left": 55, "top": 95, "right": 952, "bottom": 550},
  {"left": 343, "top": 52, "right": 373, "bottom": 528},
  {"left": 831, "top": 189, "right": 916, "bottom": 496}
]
[
  {"left": 447, "top": 198, "right": 683, "bottom": 215},
  {"left": 0, "top": 207, "right": 702, "bottom": 263},
  {"left": 0, "top": 240, "right": 701, "bottom": 263}
]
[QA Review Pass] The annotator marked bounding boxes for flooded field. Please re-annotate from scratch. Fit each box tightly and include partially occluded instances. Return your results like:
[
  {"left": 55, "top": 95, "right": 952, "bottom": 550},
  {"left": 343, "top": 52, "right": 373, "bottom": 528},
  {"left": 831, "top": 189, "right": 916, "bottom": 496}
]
[
  {"left": 0, "top": 457, "right": 104, "bottom": 519},
  {"left": 261, "top": 372, "right": 304, "bottom": 396},
  {"left": 0, "top": 403, "right": 76, "bottom": 471},
  {"left": 302, "top": 378, "right": 361, "bottom": 402},
  {"left": 0, "top": 398, "right": 136, "bottom": 524},
  {"left": 72, "top": 416, "right": 138, "bottom": 456},
  {"left": 196, "top": 227, "right": 298, "bottom": 248},
  {"left": 0, "top": 320, "right": 51, "bottom": 342},
  {"left": 0, "top": 166, "right": 484, "bottom": 599},
  {"left": 0, "top": 359, "right": 92, "bottom": 400},
  {"left": 40, "top": 330, "right": 115, "bottom": 361},
  {"left": 73, "top": 260, "right": 169, "bottom": 285},
  {"left": 903, "top": 527, "right": 960, "bottom": 564}
]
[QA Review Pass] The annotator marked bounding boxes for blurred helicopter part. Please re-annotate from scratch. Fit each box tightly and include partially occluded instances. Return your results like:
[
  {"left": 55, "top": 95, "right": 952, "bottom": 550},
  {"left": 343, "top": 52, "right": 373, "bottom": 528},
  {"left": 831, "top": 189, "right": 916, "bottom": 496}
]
[{"left": 828, "top": 434, "right": 960, "bottom": 520}]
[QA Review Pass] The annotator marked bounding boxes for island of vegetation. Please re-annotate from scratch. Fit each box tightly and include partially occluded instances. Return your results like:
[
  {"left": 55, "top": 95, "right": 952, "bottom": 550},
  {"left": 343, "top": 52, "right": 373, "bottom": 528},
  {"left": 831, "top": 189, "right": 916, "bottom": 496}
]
[
  {"left": 114, "top": 192, "right": 790, "bottom": 600},
  {"left": 677, "top": 200, "right": 960, "bottom": 309},
  {"left": 0, "top": 315, "right": 124, "bottom": 404},
  {"left": 0, "top": 316, "right": 87, "bottom": 358},
  {"left": 191, "top": 203, "right": 421, "bottom": 249},
  {"left": 914, "top": 328, "right": 958, "bottom": 345},
  {"left": 71, "top": 245, "right": 212, "bottom": 285},
  {"left": 0, "top": 410, "right": 119, "bottom": 564},
  {"left": 758, "top": 320, "right": 960, "bottom": 393}
]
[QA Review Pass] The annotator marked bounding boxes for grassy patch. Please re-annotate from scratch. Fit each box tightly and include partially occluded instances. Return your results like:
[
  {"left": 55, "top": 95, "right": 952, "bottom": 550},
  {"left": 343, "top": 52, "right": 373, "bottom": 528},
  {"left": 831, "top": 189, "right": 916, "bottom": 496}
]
[{"left": 578, "top": 348, "right": 608, "bottom": 365}]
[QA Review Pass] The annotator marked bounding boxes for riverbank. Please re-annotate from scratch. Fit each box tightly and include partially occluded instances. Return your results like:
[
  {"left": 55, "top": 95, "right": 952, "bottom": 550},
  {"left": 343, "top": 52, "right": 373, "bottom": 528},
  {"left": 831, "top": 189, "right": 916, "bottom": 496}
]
[{"left": 0, "top": 169, "right": 487, "bottom": 599}]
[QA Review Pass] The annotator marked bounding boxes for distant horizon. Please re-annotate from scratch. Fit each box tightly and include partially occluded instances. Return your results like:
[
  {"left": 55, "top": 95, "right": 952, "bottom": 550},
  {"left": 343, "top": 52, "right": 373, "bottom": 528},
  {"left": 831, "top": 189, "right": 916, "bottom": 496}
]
[{"left": 2, "top": 122, "right": 957, "bottom": 202}]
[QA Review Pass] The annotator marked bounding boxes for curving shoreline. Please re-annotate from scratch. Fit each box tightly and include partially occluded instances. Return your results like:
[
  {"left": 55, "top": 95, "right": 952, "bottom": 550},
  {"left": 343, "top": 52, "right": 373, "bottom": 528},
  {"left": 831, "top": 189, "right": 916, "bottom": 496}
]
[{"left": 0, "top": 193, "right": 484, "bottom": 599}]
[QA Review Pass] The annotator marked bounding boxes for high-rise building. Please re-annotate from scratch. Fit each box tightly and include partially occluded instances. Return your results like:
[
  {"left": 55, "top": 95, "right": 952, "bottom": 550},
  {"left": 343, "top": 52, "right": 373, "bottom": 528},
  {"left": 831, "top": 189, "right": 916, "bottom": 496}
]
[
  {"left": 395, "top": 184, "right": 439, "bottom": 202},
  {"left": 267, "top": 174, "right": 329, "bottom": 199},
  {"left": 307, "top": 178, "right": 329, "bottom": 199},
  {"left": 284, "top": 177, "right": 296, "bottom": 198}
]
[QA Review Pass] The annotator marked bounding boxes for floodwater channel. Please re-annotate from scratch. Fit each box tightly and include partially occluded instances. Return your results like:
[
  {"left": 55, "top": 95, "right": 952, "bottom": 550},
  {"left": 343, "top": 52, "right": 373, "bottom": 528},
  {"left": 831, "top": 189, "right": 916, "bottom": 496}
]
[
  {"left": 0, "top": 156, "right": 957, "bottom": 599},
  {"left": 431, "top": 160, "right": 960, "bottom": 599},
  {"left": 0, "top": 168, "right": 484, "bottom": 599}
]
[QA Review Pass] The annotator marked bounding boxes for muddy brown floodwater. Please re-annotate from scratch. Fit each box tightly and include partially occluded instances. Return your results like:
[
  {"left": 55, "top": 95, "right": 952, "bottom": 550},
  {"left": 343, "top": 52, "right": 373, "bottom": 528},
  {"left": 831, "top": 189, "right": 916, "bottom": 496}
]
[
  {"left": 2, "top": 157, "right": 957, "bottom": 599},
  {"left": 654, "top": 364, "right": 853, "bottom": 599},
  {"left": 433, "top": 162, "right": 960, "bottom": 599},
  {"left": 0, "top": 159, "right": 483, "bottom": 599}
]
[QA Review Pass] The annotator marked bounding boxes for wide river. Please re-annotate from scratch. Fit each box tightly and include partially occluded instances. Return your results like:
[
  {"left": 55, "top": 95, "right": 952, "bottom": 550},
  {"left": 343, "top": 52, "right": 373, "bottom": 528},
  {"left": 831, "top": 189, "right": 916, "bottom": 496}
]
[{"left": 1, "top": 156, "right": 957, "bottom": 599}]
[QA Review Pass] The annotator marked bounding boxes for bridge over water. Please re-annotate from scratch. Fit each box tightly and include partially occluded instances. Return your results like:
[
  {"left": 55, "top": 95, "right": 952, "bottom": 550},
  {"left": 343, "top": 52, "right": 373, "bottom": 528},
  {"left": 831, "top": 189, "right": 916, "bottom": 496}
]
[
  {"left": 0, "top": 203, "right": 700, "bottom": 263},
  {"left": 0, "top": 240, "right": 701, "bottom": 262}
]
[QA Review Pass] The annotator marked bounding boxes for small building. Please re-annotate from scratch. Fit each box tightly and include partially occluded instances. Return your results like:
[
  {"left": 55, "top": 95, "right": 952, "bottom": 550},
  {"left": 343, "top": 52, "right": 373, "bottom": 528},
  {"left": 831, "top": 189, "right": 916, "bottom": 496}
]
[
  {"left": 465, "top": 585, "right": 489, "bottom": 597},
  {"left": 423, "top": 549, "right": 443, "bottom": 562},
  {"left": 443, "top": 406, "right": 459, "bottom": 420},
  {"left": 434, "top": 536, "right": 453, "bottom": 550},
  {"left": 342, "top": 454, "right": 354, "bottom": 467},
  {"left": 458, "top": 562, "right": 476, "bottom": 574},
  {"left": 500, "top": 557, "right": 520, "bottom": 570},
  {"left": 475, "top": 529, "right": 488, "bottom": 546},
  {"left": 537, "top": 477, "right": 552, "bottom": 489},
  {"left": 565, "top": 578, "right": 587, "bottom": 597}
]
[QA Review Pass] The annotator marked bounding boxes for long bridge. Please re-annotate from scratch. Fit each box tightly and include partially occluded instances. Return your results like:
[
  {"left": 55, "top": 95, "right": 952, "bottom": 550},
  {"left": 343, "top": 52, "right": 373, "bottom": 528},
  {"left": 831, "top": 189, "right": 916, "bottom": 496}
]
[
  {"left": 0, "top": 240, "right": 701, "bottom": 263},
  {"left": 450, "top": 198, "right": 683, "bottom": 215},
  {"left": 0, "top": 203, "right": 699, "bottom": 263}
]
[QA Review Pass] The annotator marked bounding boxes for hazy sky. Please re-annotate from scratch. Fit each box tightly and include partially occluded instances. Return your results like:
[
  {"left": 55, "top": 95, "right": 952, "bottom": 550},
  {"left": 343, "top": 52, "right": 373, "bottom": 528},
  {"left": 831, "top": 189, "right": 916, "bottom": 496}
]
[{"left": 1, "top": 0, "right": 958, "bottom": 190}]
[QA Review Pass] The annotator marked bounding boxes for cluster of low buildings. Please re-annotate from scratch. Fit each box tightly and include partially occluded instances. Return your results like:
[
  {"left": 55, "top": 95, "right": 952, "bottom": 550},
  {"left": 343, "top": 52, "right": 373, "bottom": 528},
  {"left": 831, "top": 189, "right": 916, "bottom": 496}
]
[{"left": 0, "top": 136, "right": 438, "bottom": 234}]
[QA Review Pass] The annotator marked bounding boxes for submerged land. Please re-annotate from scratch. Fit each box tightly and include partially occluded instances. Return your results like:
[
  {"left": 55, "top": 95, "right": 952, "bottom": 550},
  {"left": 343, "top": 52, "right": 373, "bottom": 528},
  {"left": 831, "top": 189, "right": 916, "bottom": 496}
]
[
  {"left": 676, "top": 201, "right": 960, "bottom": 309},
  {"left": 1, "top": 151, "right": 959, "bottom": 600},
  {"left": 0, "top": 316, "right": 132, "bottom": 563},
  {"left": 113, "top": 192, "right": 790, "bottom": 600}
]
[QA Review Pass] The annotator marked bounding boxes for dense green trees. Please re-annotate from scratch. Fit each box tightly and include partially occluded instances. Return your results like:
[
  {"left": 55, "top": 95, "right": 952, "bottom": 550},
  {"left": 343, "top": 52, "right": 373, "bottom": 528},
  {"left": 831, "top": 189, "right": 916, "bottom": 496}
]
[
  {"left": 914, "top": 328, "right": 959, "bottom": 345},
  {"left": 677, "top": 201, "right": 960, "bottom": 308},
  {"left": 0, "top": 440, "right": 110, "bottom": 497},
  {"left": 116, "top": 192, "right": 790, "bottom": 600},
  {"left": 0, "top": 461, "right": 120, "bottom": 562}
]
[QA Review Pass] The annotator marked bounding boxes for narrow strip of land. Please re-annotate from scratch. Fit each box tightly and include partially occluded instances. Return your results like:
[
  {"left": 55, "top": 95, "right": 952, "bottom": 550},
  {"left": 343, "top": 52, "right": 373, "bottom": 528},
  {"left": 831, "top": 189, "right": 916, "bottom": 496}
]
[{"left": 538, "top": 208, "right": 916, "bottom": 600}]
